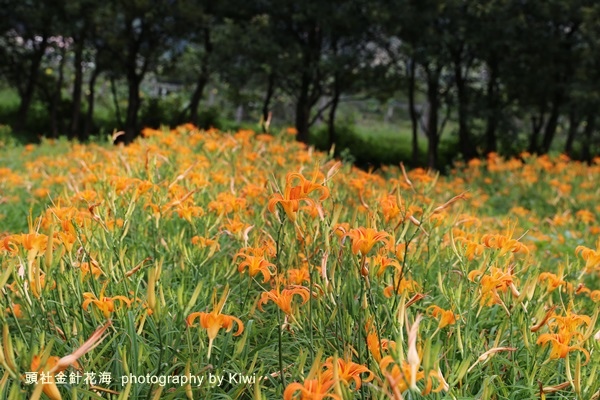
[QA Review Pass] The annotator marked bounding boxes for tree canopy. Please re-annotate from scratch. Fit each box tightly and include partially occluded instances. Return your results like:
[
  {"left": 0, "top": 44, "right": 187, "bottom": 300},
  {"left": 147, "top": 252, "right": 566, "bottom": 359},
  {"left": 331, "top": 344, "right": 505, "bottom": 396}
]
[{"left": 1, "top": 0, "right": 600, "bottom": 168}]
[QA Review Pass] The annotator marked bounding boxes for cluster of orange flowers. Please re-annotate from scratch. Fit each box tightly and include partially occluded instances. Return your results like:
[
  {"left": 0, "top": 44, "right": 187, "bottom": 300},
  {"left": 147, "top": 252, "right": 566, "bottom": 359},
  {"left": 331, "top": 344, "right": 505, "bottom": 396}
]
[
  {"left": 536, "top": 311, "right": 592, "bottom": 363},
  {"left": 1, "top": 125, "right": 599, "bottom": 398},
  {"left": 267, "top": 167, "right": 330, "bottom": 223},
  {"left": 284, "top": 356, "right": 374, "bottom": 400}
]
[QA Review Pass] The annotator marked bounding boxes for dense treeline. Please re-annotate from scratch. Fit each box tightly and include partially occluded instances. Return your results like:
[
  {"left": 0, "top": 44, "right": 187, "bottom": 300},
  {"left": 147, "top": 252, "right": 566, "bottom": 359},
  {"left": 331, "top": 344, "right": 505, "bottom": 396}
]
[{"left": 1, "top": 0, "right": 600, "bottom": 168}]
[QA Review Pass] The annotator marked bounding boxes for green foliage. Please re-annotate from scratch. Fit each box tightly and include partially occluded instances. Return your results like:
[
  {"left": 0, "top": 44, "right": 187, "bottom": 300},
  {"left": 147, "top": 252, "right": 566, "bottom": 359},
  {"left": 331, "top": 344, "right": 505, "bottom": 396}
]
[
  {"left": 0, "top": 124, "right": 17, "bottom": 147},
  {"left": 309, "top": 119, "right": 461, "bottom": 171},
  {"left": 3, "top": 0, "right": 600, "bottom": 167},
  {"left": 197, "top": 106, "right": 223, "bottom": 130},
  {"left": 139, "top": 96, "right": 186, "bottom": 128}
]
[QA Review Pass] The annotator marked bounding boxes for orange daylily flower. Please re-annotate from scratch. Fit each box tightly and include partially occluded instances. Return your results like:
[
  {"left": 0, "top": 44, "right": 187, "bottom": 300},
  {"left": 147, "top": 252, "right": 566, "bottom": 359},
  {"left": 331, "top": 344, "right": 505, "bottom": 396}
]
[
  {"left": 284, "top": 374, "right": 339, "bottom": 400},
  {"left": 141, "top": 127, "right": 163, "bottom": 138},
  {"left": 322, "top": 357, "right": 374, "bottom": 390},
  {"left": 56, "top": 228, "right": 77, "bottom": 254},
  {"left": 284, "top": 354, "right": 340, "bottom": 400},
  {"left": 574, "top": 283, "right": 590, "bottom": 296},
  {"left": 468, "top": 266, "right": 519, "bottom": 309},
  {"left": 72, "top": 189, "right": 98, "bottom": 204},
  {"left": 268, "top": 167, "right": 329, "bottom": 222},
  {"left": 29, "top": 357, "right": 64, "bottom": 400},
  {"left": 332, "top": 223, "right": 350, "bottom": 239},
  {"left": 456, "top": 237, "right": 485, "bottom": 260},
  {"left": 82, "top": 288, "right": 132, "bottom": 318},
  {"left": 259, "top": 236, "right": 278, "bottom": 258},
  {"left": 394, "top": 242, "right": 408, "bottom": 261},
  {"left": 575, "top": 209, "right": 595, "bottom": 224},
  {"left": 6, "top": 303, "right": 23, "bottom": 318},
  {"left": 78, "top": 260, "right": 104, "bottom": 279},
  {"left": 186, "top": 285, "right": 244, "bottom": 358},
  {"left": 427, "top": 305, "right": 458, "bottom": 329},
  {"left": 371, "top": 251, "right": 402, "bottom": 277},
  {"left": 548, "top": 311, "right": 591, "bottom": 333},
  {"left": 221, "top": 217, "right": 252, "bottom": 238},
  {"left": 267, "top": 184, "right": 307, "bottom": 221},
  {"left": 536, "top": 310, "right": 592, "bottom": 363},
  {"left": 429, "top": 212, "right": 446, "bottom": 227},
  {"left": 234, "top": 248, "right": 276, "bottom": 283},
  {"left": 538, "top": 271, "right": 567, "bottom": 293},
  {"left": 383, "top": 278, "right": 420, "bottom": 298},
  {"left": 480, "top": 224, "right": 529, "bottom": 257},
  {"left": 575, "top": 239, "right": 600, "bottom": 273},
  {"left": 31, "top": 353, "right": 62, "bottom": 372},
  {"left": 14, "top": 232, "right": 50, "bottom": 264},
  {"left": 288, "top": 267, "right": 311, "bottom": 285},
  {"left": 191, "top": 235, "right": 218, "bottom": 248},
  {"left": 537, "top": 331, "right": 589, "bottom": 363},
  {"left": 191, "top": 235, "right": 221, "bottom": 258},
  {"left": 1, "top": 235, "right": 20, "bottom": 255},
  {"left": 258, "top": 286, "right": 310, "bottom": 315},
  {"left": 345, "top": 227, "right": 390, "bottom": 256},
  {"left": 207, "top": 192, "right": 246, "bottom": 215},
  {"left": 365, "top": 319, "right": 397, "bottom": 363},
  {"left": 241, "top": 183, "right": 267, "bottom": 202},
  {"left": 381, "top": 198, "right": 423, "bottom": 226},
  {"left": 176, "top": 204, "right": 205, "bottom": 222}
]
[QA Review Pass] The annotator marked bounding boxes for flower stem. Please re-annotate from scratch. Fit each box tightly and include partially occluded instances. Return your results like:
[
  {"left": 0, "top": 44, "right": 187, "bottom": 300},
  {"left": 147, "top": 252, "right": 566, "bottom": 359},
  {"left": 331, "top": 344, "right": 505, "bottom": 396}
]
[{"left": 274, "top": 215, "right": 286, "bottom": 388}]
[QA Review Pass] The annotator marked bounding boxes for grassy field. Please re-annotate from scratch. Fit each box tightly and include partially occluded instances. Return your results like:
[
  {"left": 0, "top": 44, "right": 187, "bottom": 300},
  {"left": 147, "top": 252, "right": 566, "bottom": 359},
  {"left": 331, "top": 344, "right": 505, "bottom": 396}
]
[{"left": 0, "top": 125, "right": 599, "bottom": 399}]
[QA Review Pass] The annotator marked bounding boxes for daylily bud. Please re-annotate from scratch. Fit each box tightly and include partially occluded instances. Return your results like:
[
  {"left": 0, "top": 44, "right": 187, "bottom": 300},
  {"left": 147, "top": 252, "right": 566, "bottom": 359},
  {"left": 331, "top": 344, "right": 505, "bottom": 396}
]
[{"left": 407, "top": 315, "right": 422, "bottom": 390}]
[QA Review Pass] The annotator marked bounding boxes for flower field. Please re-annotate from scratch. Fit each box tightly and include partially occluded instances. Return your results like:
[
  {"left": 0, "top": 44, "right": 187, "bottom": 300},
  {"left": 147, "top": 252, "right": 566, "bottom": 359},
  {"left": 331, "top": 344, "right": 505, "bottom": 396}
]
[{"left": 0, "top": 125, "right": 599, "bottom": 399}]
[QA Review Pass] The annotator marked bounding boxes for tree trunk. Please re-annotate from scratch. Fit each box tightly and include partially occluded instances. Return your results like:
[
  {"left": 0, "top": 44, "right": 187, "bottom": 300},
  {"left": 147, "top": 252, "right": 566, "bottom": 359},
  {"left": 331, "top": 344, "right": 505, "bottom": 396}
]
[
  {"left": 69, "top": 37, "right": 85, "bottom": 140},
  {"left": 528, "top": 109, "right": 545, "bottom": 154},
  {"left": 295, "top": 70, "right": 311, "bottom": 144},
  {"left": 407, "top": 59, "right": 419, "bottom": 165},
  {"left": 110, "top": 76, "right": 123, "bottom": 128},
  {"left": 564, "top": 105, "right": 579, "bottom": 157},
  {"left": 83, "top": 68, "right": 101, "bottom": 140},
  {"left": 235, "top": 105, "right": 244, "bottom": 124},
  {"left": 123, "top": 75, "right": 142, "bottom": 143},
  {"left": 425, "top": 66, "right": 440, "bottom": 170},
  {"left": 294, "top": 25, "right": 322, "bottom": 145},
  {"left": 484, "top": 61, "right": 498, "bottom": 154},
  {"left": 454, "top": 58, "right": 475, "bottom": 161},
  {"left": 188, "top": 27, "right": 212, "bottom": 126},
  {"left": 188, "top": 73, "right": 208, "bottom": 126},
  {"left": 49, "top": 46, "right": 67, "bottom": 138},
  {"left": 582, "top": 112, "right": 595, "bottom": 163},
  {"left": 540, "top": 93, "right": 563, "bottom": 154},
  {"left": 14, "top": 38, "right": 48, "bottom": 133},
  {"left": 327, "top": 74, "right": 341, "bottom": 149}
]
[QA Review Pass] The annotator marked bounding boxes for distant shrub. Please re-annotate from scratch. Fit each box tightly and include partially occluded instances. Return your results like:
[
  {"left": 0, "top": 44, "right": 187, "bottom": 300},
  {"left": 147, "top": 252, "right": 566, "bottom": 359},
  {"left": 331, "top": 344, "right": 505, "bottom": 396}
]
[
  {"left": 140, "top": 95, "right": 187, "bottom": 128},
  {"left": 197, "top": 106, "right": 223, "bottom": 130},
  {"left": 0, "top": 124, "right": 17, "bottom": 147},
  {"left": 309, "top": 119, "right": 460, "bottom": 171}
]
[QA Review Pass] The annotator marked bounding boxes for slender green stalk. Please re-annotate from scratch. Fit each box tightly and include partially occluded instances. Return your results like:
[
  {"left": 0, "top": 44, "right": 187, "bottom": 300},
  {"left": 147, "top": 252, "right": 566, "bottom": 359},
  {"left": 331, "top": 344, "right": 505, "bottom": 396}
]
[{"left": 274, "top": 212, "right": 287, "bottom": 388}]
